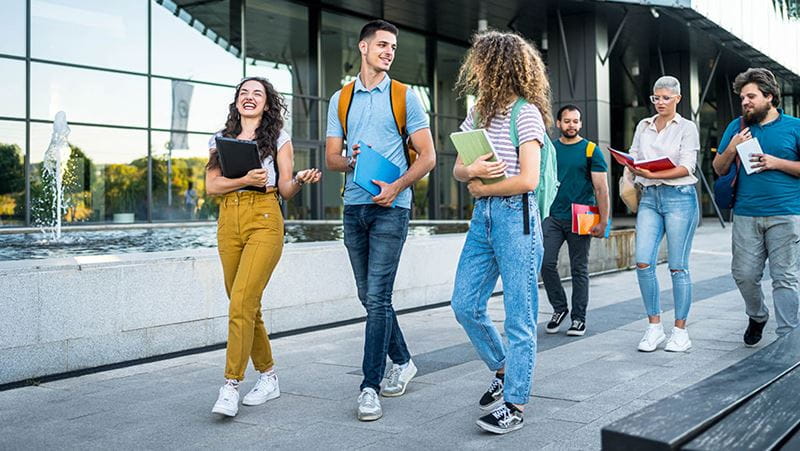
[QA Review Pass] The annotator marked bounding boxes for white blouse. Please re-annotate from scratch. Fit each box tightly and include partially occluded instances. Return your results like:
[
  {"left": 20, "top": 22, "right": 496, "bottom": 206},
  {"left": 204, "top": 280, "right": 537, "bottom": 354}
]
[{"left": 629, "top": 113, "right": 700, "bottom": 186}]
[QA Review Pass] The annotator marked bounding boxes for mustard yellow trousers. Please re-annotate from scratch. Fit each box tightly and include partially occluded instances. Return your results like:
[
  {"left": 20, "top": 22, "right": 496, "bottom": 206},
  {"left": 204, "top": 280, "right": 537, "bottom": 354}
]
[{"left": 217, "top": 189, "right": 283, "bottom": 381}]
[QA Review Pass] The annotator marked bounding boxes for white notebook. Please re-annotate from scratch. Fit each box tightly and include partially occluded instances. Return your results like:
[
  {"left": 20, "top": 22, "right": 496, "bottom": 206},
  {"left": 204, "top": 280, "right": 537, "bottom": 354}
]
[{"left": 736, "top": 138, "right": 763, "bottom": 175}]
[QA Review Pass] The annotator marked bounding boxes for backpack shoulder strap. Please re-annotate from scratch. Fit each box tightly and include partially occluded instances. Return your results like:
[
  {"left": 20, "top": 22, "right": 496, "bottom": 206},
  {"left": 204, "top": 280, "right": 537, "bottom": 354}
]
[
  {"left": 389, "top": 80, "right": 408, "bottom": 137},
  {"left": 585, "top": 141, "right": 596, "bottom": 158},
  {"left": 337, "top": 81, "right": 356, "bottom": 137},
  {"left": 389, "top": 79, "right": 416, "bottom": 169},
  {"left": 585, "top": 140, "right": 597, "bottom": 179},
  {"left": 509, "top": 98, "right": 527, "bottom": 149},
  {"left": 509, "top": 97, "right": 531, "bottom": 235}
]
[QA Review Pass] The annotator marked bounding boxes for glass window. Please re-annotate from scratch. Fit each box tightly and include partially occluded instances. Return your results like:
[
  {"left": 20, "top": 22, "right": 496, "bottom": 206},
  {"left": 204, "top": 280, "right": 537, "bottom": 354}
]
[
  {"left": 0, "top": 121, "right": 27, "bottom": 227},
  {"left": 152, "top": 0, "right": 242, "bottom": 85},
  {"left": 245, "top": 0, "right": 313, "bottom": 142},
  {"left": 0, "top": 59, "right": 26, "bottom": 119},
  {"left": 0, "top": 1, "right": 27, "bottom": 57},
  {"left": 30, "top": 123, "right": 148, "bottom": 224},
  {"left": 151, "top": 79, "right": 233, "bottom": 134},
  {"left": 283, "top": 144, "right": 317, "bottom": 220},
  {"left": 31, "top": 0, "right": 146, "bottom": 72},
  {"left": 150, "top": 131, "right": 217, "bottom": 221},
  {"left": 321, "top": 12, "right": 363, "bottom": 99},
  {"left": 31, "top": 62, "right": 147, "bottom": 127}
]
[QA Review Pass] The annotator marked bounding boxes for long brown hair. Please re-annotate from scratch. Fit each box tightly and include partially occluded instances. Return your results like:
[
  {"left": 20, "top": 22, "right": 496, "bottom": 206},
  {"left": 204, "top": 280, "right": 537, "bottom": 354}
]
[
  {"left": 207, "top": 76, "right": 289, "bottom": 170},
  {"left": 455, "top": 31, "right": 553, "bottom": 128}
]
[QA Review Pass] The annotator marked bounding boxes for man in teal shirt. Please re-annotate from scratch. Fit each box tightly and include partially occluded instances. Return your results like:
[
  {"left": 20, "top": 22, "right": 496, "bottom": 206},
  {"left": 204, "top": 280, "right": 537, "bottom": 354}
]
[
  {"left": 713, "top": 68, "right": 800, "bottom": 345},
  {"left": 542, "top": 105, "right": 609, "bottom": 337}
]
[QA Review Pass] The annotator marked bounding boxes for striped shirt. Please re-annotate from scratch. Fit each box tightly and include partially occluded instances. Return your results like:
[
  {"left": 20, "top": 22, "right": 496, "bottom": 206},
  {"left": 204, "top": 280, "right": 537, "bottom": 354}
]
[{"left": 459, "top": 102, "right": 546, "bottom": 176}]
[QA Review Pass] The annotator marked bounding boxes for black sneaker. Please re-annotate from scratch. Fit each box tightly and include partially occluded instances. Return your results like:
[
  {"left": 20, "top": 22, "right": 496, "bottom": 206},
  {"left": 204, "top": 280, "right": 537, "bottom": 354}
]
[
  {"left": 566, "top": 320, "right": 586, "bottom": 336},
  {"left": 479, "top": 377, "right": 504, "bottom": 411},
  {"left": 546, "top": 310, "right": 569, "bottom": 334},
  {"left": 744, "top": 317, "right": 767, "bottom": 347},
  {"left": 476, "top": 402, "right": 524, "bottom": 434}
]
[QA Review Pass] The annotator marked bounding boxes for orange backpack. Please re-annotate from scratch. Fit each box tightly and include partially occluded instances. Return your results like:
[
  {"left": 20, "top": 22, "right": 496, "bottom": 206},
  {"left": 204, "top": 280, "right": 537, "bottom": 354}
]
[{"left": 337, "top": 79, "right": 418, "bottom": 167}]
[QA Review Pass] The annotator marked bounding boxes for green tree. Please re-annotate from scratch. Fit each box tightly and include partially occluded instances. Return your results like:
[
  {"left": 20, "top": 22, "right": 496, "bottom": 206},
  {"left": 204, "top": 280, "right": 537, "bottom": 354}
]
[{"left": 0, "top": 143, "right": 24, "bottom": 195}]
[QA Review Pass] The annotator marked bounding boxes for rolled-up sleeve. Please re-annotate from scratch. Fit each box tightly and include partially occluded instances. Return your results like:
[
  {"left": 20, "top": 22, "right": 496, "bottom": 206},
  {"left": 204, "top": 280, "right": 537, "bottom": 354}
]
[{"left": 678, "top": 120, "right": 700, "bottom": 173}]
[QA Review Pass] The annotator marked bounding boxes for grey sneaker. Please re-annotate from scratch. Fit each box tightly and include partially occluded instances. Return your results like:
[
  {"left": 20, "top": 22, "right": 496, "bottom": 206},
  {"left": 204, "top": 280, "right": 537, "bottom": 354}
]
[
  {"left": 357, "top": 388, "right": 382, "bottom": 421},
  {"left": 380, "top": 359, "right": 417, "bottom": 397}
]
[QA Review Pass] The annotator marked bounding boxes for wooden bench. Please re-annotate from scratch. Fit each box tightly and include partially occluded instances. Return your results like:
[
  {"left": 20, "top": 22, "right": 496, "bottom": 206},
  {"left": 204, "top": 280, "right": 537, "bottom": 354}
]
[{"left": 601, "top": 327, "right": 800, "bottom": 450}]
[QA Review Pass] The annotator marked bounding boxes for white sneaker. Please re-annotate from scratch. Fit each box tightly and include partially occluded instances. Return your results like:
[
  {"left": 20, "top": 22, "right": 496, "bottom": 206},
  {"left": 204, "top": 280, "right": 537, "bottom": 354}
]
[
  {"left": 211, "top": 382, "right": 240, "bottom": 417},
  {"left": 357, "top": 387, "right": 382, "bottom": 421},
  {"left": 638, "top": 323, "right": 666, "bottom": 352},
  {"left": 665, "top": 327, "right": 692, "bottom": 352},
  {"left": 242, "top": 370, "right": 280, "bottom": 406},
  {"left": 380, "top": 359, "right": 417, "bottom": 397}
]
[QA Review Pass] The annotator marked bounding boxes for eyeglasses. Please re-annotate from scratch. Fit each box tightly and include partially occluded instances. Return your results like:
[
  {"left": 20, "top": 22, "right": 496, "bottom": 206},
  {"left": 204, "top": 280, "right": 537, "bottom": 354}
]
[{"left": 650, "top": 95, "right": 677, "bottom": 104}]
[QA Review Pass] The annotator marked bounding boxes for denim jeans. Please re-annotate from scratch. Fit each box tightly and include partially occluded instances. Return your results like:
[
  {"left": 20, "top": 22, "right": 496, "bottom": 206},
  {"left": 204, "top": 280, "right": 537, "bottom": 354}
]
[
  {"left": 731, "top": 214, "right": 800, "bottom": 335},
  {"left": 451, "top": 194, "right": 544, "bottom": 405},
  {"left": 343, "top": 205, "right": 412, "bottom": 392},
  {"left": 635, "top": 184, "right": 698, "bottom": 320},
  {"left": 541, "top": 217, "right": 592, "bottom": 322}
]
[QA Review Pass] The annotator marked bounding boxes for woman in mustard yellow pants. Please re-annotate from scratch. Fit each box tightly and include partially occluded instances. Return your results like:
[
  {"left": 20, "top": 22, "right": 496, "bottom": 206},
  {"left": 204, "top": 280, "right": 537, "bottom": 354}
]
[{"left": 206, "top": 77, "right": 321, "bottom": 417}]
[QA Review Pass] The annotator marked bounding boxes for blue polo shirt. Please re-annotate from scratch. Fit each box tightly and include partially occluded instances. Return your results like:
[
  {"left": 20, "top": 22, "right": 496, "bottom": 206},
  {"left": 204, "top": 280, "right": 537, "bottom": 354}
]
[
  {"left": 717, "top": 110, "right": 800, "bottom": 217},
  {"left": 326, "top": 75, "right": 429, "bottom": 209}
]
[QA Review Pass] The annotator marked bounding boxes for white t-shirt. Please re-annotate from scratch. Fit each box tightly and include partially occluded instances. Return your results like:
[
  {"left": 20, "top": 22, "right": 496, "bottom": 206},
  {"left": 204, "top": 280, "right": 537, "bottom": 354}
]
[{"left": 208, "top": 129, "right": 291, "bottom": 187}]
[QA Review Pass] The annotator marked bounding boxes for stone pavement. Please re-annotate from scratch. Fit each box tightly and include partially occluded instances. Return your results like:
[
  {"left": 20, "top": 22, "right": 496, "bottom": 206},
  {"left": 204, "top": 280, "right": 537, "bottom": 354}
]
[{"left": 0, "top": 224, "right": 782, "bottom": 450}]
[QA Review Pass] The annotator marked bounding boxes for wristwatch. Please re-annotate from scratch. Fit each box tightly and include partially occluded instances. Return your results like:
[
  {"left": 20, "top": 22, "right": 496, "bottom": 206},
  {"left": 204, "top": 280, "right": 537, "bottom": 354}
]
[
  {"left": 292, "top": 176, "right": 305, "bottom": 186},
  {"left": 347, "top": 155, "right": 357, "bottom": 170}
]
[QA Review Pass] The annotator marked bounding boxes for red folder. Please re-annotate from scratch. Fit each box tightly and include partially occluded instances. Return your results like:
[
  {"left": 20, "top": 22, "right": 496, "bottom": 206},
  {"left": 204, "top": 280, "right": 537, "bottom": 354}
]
[{"left": 608, "top": 147, "right": 675, "bottom": 172}]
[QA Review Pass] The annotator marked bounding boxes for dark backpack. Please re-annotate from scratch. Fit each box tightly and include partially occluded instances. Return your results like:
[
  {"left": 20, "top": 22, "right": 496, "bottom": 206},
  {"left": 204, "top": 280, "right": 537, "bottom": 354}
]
[{"left": 713, "top": 118, "right": 745, "bottom": 211}]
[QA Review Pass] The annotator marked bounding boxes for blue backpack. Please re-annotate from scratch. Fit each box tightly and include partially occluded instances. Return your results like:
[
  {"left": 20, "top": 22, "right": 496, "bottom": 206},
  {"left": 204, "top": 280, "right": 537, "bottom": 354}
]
[{"left": 713, "top": 118, "right": 744, "bottom": 211}]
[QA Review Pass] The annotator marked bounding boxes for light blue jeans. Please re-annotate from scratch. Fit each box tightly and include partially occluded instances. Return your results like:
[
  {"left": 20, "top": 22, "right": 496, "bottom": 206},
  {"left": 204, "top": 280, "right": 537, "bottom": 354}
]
[
  {"left": 451, "top": 194, "right": 544, "bottom": 405},
  {"left": 635, "top": 184, "right": 699, "bottom": 321}
]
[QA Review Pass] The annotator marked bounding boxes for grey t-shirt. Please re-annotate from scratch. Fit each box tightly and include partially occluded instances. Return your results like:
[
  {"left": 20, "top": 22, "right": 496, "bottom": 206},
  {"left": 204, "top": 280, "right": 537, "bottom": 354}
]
[{"left": 208, "top": 129, "right": 291, "bottom": 187}]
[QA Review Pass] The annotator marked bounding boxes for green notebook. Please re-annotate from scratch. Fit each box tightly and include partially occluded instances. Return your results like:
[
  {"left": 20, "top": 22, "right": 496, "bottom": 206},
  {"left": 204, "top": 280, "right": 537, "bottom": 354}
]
[{"left": 449, "top": 129, "right": 507, "bottom": 184}]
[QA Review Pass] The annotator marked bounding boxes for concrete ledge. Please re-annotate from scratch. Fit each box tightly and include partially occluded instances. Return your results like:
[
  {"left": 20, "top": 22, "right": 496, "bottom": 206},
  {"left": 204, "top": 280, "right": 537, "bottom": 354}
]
[{"left": 0, "top": 228, "right": 658, "bottom": 385}]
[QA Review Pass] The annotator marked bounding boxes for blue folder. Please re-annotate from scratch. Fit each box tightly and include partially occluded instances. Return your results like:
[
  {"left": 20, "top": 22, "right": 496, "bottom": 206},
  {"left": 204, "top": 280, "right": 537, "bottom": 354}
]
[{"left": 353, "top": 142, "right": 402, "bottom": 197}]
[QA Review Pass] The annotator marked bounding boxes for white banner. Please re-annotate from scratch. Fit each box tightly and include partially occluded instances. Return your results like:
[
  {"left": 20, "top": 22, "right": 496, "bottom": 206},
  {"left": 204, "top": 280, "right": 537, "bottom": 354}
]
[{"left": 170, "top": 80, "right": 194, "bottom": 150}]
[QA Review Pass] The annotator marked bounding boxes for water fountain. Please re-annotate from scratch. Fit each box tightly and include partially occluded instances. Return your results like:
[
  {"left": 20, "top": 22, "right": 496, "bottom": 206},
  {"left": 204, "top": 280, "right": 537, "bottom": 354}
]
[{"left": 37, "top": 111, "right": 71, "bottom": 241}]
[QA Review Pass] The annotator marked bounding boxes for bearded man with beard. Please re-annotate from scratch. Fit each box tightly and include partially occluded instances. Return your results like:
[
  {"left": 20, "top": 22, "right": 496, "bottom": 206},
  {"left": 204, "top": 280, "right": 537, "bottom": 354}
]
[
  {"left": 541, "top": 105, "right": 609, "bottom": 337},
  {"left": 713, "top": 68, "right": 800, "bottom": 346}
]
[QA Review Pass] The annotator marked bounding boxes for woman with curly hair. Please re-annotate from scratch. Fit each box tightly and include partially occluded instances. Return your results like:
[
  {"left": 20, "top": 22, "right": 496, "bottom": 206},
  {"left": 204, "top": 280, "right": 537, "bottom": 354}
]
[
  {"left": 206, "top": 77, "right": 321, "bottom": 417},
  {"left": 450, "top": 31, "right": 552, "bottom": 434}
]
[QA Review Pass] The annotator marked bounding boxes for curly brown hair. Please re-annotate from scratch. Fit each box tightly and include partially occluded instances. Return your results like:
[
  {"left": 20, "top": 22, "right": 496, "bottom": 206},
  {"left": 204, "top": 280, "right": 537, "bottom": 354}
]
[
  {"left": 456, "top": 31, "right": 552, "bottom": 129},
  {"left": 207, "top": 76, "right": 289, "bottom": 172}
]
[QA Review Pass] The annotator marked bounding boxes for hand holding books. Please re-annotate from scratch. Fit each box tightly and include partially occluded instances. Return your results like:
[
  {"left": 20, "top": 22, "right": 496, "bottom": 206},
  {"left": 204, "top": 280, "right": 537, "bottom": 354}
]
[
  {"left": 466, "top": 153, "right": 508, "bottom": 180},
  {"left": 608, "top": 147, "right": 675, "bottom": 179}
]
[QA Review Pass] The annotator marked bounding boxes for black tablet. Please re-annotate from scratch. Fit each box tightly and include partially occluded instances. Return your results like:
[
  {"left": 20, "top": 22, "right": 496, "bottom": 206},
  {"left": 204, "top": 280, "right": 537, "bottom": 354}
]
[{"left": 214, "top": 136, "right": 266, "bottom": 192}]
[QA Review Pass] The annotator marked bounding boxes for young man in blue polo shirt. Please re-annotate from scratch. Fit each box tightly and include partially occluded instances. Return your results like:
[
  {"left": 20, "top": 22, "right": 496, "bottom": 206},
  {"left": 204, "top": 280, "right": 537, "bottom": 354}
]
[
  {"left": 542, "top": 105, "right": 609, "bottom": 336},
  {"left": 713, "top": 68, "right": 800, "bottom": 345},
  {"left": 325, "top": 19, "right": 435, "bottom": 422}
]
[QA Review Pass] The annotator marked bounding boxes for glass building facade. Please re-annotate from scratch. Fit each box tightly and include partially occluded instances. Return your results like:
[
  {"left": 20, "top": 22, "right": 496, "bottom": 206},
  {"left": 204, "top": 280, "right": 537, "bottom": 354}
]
[
  {"left": 2, "top": 0, "right": 798, "bottom": 228},
  {"left": 0, "top": 0, "right": 472, "bottom": 227}
]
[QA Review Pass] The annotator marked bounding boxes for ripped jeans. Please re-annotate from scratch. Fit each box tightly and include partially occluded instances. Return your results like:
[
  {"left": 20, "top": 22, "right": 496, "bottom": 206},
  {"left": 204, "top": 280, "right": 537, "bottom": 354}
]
[{"left": 634, "top": 184, "right": 699, "bottom": 320}]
